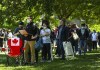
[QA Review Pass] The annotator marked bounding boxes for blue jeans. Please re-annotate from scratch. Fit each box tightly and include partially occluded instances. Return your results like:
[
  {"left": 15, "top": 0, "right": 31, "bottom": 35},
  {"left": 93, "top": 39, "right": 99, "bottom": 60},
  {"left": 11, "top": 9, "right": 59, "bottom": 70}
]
[
  {"left": 56, "top": 39, "right": 61, "bottom": 56},
  {"left": 79, "top": 40, "right": 87, "bottom": 55},
  {"left": 58, "top": 40, "right": 65, "bottom": 59}
]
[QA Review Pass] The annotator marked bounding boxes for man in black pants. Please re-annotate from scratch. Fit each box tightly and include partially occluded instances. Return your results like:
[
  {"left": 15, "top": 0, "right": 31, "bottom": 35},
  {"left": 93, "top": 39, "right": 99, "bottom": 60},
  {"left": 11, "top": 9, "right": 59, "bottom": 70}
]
[
  {"left": 0, "top": 29, "right": 4, "bottom": 48},
  {"left": 98, "top": 32, "right": 100, "bottom": 47}
]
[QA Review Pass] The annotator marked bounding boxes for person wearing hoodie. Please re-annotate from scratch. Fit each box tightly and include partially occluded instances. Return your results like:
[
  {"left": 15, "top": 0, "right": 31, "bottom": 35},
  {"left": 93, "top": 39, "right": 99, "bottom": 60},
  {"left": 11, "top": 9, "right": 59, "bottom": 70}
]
[{"left": 78, "top": 24, "right": 89, "bottom": 55}]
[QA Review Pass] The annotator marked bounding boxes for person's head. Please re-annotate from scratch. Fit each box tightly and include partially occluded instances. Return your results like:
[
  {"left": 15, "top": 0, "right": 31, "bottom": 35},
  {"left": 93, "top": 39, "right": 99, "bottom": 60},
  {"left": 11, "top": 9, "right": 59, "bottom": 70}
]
[
  {"left": 42, "top": 20, "right": 50, "bottom": 29},
  {"left": 93, "top": 30, "right": 96, "bottom": 33},
  {"left": 8, "top": 29, "right": 11, "bottom": 33},
  {"left": 71, "top": 23, "right": 77, "bottom": 29},
  {"left": 60, "top": 18, "right": 66, "bottom": 26},
  {"left": 81, "top": 23, "right": 86, "bottom": 28},
  {"left": 27, "top": 16, "right": 33, "bottom": 23},
  {"left": 19, "top": 21, "right": 24, "bottom": 28}
]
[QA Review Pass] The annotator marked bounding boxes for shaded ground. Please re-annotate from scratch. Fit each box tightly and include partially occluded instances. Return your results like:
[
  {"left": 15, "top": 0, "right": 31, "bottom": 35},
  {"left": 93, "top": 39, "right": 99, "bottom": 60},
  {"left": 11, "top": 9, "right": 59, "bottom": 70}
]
[{"left": 0, "top": 50, "right": 100, "bottom": 70}]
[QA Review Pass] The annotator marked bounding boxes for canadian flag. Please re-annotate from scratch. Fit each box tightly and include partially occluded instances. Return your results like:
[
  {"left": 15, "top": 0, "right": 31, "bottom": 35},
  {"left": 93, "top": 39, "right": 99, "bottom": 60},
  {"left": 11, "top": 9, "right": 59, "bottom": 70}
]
[{"left": 11, "top": 38, "right": 20, "bottom": 46}]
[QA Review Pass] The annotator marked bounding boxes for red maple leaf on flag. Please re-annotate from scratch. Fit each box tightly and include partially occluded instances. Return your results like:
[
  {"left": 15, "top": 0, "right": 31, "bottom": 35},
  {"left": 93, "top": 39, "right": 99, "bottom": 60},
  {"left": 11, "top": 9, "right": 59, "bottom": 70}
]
[{"left": 12, "top": 39, "right": 18, "bottom": 44}]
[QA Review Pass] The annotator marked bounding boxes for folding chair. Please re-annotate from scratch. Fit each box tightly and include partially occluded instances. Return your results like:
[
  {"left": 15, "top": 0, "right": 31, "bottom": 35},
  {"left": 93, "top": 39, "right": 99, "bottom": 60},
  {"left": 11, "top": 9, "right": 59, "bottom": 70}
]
[{"left": 5, "top": 38, "right": 24, "bottom": 65}]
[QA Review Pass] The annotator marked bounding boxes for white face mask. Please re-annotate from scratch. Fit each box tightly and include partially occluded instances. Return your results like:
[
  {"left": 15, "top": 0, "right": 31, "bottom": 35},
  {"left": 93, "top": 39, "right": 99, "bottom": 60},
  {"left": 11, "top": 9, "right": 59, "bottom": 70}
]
[
  {"left": 43, "top": 26, "right": 47, "bottom": 29},
  {"left": 27, "top": 19, "right": 31, "bottom": 23},
  {"left": 82, "top": 27, "right": 85, "bottom": 29}
]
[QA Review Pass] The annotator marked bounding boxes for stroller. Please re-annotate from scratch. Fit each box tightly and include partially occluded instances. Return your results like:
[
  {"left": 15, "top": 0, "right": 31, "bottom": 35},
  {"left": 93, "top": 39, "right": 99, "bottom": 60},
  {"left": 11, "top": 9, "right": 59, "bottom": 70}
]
[{"left": 1, "top": 37, "right": 24, "bottom": 65}]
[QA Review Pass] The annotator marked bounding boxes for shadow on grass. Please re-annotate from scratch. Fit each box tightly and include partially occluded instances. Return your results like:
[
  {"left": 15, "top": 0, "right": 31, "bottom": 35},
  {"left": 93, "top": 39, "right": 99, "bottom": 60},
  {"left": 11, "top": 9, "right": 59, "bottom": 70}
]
[
  {"left": 34, "top": 54, "right": 100, "bottom": 70},
  {"left": 0, "top": 51, "right": 100, "bottom": 70}
]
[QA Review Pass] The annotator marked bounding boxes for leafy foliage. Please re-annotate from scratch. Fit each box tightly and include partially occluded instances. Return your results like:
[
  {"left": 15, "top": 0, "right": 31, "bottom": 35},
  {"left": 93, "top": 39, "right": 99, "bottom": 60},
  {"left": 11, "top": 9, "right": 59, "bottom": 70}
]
[{"left": 0, "top": 0, "right": 100, "bottom": 31}]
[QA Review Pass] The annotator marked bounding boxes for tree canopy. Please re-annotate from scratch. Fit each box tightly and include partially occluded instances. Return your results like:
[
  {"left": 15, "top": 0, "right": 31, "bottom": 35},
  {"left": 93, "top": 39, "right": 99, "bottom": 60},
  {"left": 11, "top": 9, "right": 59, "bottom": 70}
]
[{"left": 0, "top": 0, "right": 100, "bottom": 29}]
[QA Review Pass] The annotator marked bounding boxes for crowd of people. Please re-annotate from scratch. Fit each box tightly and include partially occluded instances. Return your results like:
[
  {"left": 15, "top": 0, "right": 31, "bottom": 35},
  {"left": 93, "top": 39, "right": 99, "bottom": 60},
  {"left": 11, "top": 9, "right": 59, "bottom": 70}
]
[{"left": 0, "top": 16, "right": 100, "bottom": 65}]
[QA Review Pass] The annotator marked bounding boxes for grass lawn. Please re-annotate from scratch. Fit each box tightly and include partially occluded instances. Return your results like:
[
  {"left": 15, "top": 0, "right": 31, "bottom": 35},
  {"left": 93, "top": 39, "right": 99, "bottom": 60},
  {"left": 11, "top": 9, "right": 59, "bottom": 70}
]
[{"left": 0, "top": 50, "right": 100, "bottom": 70}]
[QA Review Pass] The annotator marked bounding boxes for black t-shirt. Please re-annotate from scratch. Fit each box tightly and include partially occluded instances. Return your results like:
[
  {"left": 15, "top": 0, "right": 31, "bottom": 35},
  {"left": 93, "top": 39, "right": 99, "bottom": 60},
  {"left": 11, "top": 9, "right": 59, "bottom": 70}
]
[
  {"left": 25, "top": 22, "right": 38, "bottom": 41},
  {"left": 0, "top": 32, "right": 4, "bottom": 41}
]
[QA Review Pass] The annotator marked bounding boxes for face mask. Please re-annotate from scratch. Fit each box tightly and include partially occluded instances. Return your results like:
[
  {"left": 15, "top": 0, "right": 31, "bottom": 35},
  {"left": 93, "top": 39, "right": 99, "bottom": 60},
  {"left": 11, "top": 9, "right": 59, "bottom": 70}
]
[
  {"left": 43, "top": 26, "right": 47, "bottom": 29},
  {"left": 27, "top": 19, "right": 31, "bottom": 23},
  {"left": 82, "top": 27, "right": 85, "bottom": 29}
]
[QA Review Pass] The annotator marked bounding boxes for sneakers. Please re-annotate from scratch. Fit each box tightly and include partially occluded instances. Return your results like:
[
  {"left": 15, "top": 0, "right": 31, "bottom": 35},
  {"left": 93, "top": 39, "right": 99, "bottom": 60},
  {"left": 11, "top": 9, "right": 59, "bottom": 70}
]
[
  {"left": 15, "top": 61, "right": 19, "bottom": 64},
  {"left": 30, "top": 62, "right": 36, "bottom": 65},
  {"left": 76, "top": 52, "right": 79, "bottom": 55},
  {"left": 41, "top": 60, "right": 52, "bottom": 62},
  {"left": 47, "top": 60, "right": 51, "bottom": 62},
  {"left": 41, "top": 60, "right": 46, "bottom": 62}
]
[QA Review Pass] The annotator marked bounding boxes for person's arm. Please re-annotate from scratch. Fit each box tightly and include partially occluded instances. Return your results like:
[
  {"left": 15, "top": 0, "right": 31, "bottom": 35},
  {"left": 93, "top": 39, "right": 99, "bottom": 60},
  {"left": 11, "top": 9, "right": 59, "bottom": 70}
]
[
  {"left": 40, "top": 29, "right": 45, "bottom": 37},
  {"left": 0, "top": 34, "right": 4, "bottom": 38},
  {"left": 65, "top": 27, "right": 70, "bottom": 41},
  {"left": 14, "top": 32, "right": 20, "bottom": 36},
  {"left": 13, "top": 28, "right": 20, "bottom": 36},
  {"left": 45, "top": 29, "right": 51, "bottom": 36},
  {"left": 0, "top": 36, "right": 4, "bottom": 38},
  {"left": 31, "top": 26, "right": 39, "bottom": 39},
  {"left": 86, "top": 29, "right": 89, "bottom": 39}
]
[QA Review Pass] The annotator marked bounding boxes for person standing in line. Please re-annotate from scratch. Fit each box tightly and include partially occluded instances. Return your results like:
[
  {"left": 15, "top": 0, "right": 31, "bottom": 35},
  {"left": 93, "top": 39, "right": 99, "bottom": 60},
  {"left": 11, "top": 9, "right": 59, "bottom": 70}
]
[
  {"left": 3, "top": 29, "right": 8, "bottom": 48},
  {"left": 57, "top": 18, "right": 69, "bottom": 60},
  {"left": 68, "top": 23, "right": 79, "bottom": 55},
  {"left": 24, "top": 16, "right": 38, "bottom": 65},
  {"left": 40, "top": 20, "right": 52, "bottom": 62},
  {"left": 14, "top": 22, "right": 25, "bottom": 64},
  {"left": 98, "top": 32, "right": 100, "bottom": 47},
  {"left": 0, "top": 29, "right": 4, "bottom": 49},
  {"left": 7, "top": 29, "right": 13, "bottom": 39},
  {"left": 78, "top": 24, "right": 89, "bottom": 55},
  {"left": 91, "top": 30, "right": 98, "bottom": 50}
]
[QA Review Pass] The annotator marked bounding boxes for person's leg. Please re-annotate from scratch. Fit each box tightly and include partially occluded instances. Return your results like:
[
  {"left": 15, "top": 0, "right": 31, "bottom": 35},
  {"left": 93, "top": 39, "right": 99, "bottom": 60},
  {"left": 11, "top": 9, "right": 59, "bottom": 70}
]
[
  {"left": 58, "top": 40, "right": 61, "bottom": 57},
  {"left": 88, "top": 42, "right": 92, "bottom": 51},
  {"left": 0, "top": 41, "right": 2, "bottom": 49},
  {"left": 92, "top": 41, "right": 95, "bottom": 50},
  {"left": 74, "top": 40, "right": 79, "bottom": 54},
  {"left": 70, "top": 40, "right": 75, "bottom": 53},
  {"left": 42, "top": 44, "right": 47, "bottom": 61},
  {"left": 28, "top": 41, "right": 36, "bottom": 63},
  {"left": 35, "top": 49, "right": 39, "bottom": 63},
  {"left": 0, "top": 40, "right": 3, "bottom": 47},
  {"left": 99, "top": 40, "right": 100, "bottom": 47},
  {"left": 79, "top": 40, "right": 83, "bottom": 55},
  {"left": 24, "top": 41, "right": 29, "bottom": 63},
  {"left": 44, "top": 44, "right": 47, "bottom": 60},
  {"left": 46, "top": 43, "right": 51, "bottom": 60},
  {"left": 94, "top": 41, "right": 97, "bottom": 50},
  {"left": 83, "top": 40, "right": 87, "bottom": 55},
  {"left": 20, "top": 40, "right": 25, "bottom": 61},
  {"left": 60, "top": 41, "right": 65, "bottom": 59},
  {"left": 55, "top": 39, "right": 61, "bottom": 56}
]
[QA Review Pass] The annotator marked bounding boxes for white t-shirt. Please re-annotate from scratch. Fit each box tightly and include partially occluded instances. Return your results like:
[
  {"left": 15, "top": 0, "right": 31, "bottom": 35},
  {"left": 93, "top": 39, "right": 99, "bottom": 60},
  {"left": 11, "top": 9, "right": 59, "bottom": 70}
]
[
  {"left": 92, "top": 33, "right": 98, "bottom": 41},
  {"left": 40, "top": 28, "right": 51, "bottom": 44},
  {"left": 8, "top": 32, "right": 13, "bottom": 38}
]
